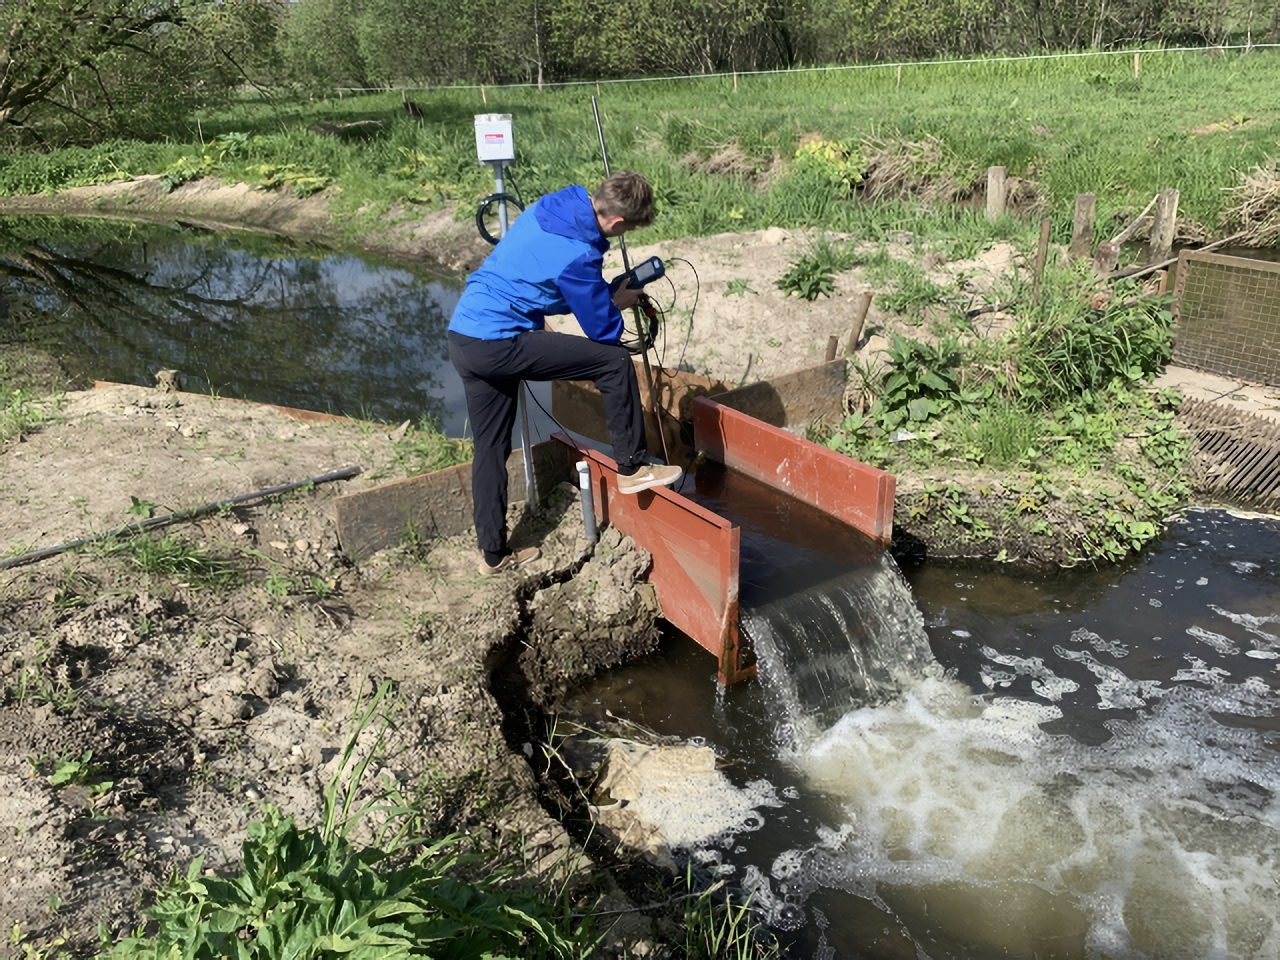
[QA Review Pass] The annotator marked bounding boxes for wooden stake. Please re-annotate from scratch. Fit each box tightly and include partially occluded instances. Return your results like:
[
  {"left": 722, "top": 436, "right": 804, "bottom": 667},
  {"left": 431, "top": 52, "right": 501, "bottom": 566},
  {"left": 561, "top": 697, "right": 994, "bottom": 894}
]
[
  {"left": 986, "top": 166, "right": 1007, "bottom": 220},
  {"left": 1033, "top": 219, "right": 1051, "bottom": 305},
  {"left": 1070, "top": 193, "right": 1096, "bottom": 260},
  {"left": 1134, "top": 51, "right": 1141, "bottom": 79},
  {"left": 896, "top": 64, "right": 902, "bottom": 89},
  {"left": 826, "top": 336, "right": 839, "bottom": 362},
  {"left": 733, "top": 71, "right": 738, "bottom": 93},
  {"left": 481, "top": 84, "right": 487, "bottom": 105},
  {"left": 847, "top": 291, "right": 873, "bottom": 355},
  {"left": 1147, "top": 188, "right": 1180, "bottom": 264}
]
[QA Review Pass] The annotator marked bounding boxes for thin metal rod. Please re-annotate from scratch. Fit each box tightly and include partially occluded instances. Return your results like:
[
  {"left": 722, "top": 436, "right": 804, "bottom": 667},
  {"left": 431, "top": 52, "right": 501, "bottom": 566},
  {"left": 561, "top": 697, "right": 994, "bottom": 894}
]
[
  {"left": 590, "top": 95, "right": 670, "bottom": 464},
  {"left": 490, "top": 157, "right": 536, "bottom": 506},
  {"left": 518, "top": 386, "right": 536, "bottom": 506},
  {"left": 0, "top": 466, "right": 362, "bottom": 572}
]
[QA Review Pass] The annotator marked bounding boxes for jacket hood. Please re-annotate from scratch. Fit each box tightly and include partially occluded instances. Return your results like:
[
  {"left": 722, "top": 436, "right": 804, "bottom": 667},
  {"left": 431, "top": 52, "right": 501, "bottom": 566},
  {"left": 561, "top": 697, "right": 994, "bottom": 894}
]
[{"left": 535, "top": 185, "right": 608, "bottom": 249}]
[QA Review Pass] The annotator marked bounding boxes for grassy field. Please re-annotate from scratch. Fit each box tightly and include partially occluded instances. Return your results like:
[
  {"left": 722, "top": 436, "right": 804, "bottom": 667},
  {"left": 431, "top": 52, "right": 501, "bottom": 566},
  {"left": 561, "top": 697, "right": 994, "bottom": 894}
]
[{"left": 3, "top": 47, "right": 1279, "bottom": 254}]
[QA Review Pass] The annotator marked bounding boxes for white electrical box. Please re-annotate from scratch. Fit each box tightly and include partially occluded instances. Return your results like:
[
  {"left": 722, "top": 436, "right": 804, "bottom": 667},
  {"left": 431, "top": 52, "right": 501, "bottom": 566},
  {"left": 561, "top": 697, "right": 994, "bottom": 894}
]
[{"left": 474, "top": 114, "right": 515, "bottom": 164}]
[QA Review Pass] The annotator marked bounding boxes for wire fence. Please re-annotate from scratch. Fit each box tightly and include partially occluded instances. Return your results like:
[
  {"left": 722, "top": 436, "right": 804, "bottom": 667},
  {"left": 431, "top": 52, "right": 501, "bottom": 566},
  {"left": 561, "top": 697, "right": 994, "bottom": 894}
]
[
  {"left": 336, "top": 43, "right": 1280, "bottom": 95},
  {"left": 1173, "top": 250, "right": 1280, "bottom": 385}
]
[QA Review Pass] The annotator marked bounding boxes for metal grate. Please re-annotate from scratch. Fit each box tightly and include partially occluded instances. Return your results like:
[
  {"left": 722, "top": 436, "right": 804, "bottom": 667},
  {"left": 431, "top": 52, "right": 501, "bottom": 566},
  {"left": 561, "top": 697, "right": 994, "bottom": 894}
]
[
  {"left": 1178, "top": 397, "right": 1280, "bottom": 508},
  {"left": 1172, "top": 251, "right": 1280, "bottom": 386}
]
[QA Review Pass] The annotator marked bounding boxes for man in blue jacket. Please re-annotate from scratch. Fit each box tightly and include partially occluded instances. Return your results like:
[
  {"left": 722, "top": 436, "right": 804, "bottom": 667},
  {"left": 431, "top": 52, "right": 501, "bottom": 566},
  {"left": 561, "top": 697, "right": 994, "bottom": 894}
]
[{"left": 448, "top": 170, "right": 682, "bottom": 576}]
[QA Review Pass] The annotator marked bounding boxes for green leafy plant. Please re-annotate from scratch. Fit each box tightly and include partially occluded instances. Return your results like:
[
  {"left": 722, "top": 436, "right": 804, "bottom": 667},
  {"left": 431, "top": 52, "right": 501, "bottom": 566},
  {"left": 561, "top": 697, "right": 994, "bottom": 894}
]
[
  {"left": 872, "top": 333, "right": 972, "bottom": 432},
  {"left": 29, "top": 750, "right": 114, "bottom": 797},
  {"left": 100, "top": 681, "right": 590, "bottom": 959}
]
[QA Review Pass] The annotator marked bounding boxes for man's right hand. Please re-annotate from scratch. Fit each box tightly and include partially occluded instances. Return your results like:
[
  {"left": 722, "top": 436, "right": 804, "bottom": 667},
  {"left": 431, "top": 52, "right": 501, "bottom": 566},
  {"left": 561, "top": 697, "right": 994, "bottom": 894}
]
[{"left": 611, "top": 281, "right": 643, "bottom": 311}]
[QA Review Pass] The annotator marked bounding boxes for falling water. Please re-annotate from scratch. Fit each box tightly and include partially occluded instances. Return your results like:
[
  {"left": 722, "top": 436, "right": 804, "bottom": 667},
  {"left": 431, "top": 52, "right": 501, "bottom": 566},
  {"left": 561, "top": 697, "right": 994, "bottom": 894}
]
[{"left": 742, "top": 552, "right": 938, "bottom": 732}]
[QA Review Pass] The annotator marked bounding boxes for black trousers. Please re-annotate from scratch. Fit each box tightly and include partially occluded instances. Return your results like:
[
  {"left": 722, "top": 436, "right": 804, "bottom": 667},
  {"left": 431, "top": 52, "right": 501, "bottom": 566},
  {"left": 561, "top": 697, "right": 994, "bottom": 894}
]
[{"left": 448, "top": 329, "right": 646, "bottom": 554}]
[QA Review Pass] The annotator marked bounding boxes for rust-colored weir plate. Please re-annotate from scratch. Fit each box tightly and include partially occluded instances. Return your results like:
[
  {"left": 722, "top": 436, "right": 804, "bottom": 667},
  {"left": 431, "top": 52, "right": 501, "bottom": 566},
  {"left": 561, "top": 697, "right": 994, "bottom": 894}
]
[
  {"left": 692, "top": 397, "right": 895, "bottom": 545},
  {"left": 561, "top": 437, "right": 753, "bottom": 686}
]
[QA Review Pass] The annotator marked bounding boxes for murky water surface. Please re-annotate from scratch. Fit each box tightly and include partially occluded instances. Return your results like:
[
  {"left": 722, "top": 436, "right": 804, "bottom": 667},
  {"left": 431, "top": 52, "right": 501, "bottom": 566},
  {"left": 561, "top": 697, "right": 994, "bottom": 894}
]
[
  {"left": 566, "top": 507, "right": 1280, "bottom": 959},
  {"left": 0, "top": 216, "right": 560, "bottom": 436}
]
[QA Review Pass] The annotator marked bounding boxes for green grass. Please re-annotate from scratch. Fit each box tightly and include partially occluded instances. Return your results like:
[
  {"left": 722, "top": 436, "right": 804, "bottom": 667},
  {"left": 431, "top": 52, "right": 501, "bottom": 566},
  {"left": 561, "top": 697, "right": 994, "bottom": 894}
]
[
  {"left": 0, "top": 387, "right": 47, "bottom": 442},
  {"left": 93, "top": 531, "right": 240, "bottom": 590},
  {"left": 4, "top": 48, "right": 1279, "bottom": 251}
]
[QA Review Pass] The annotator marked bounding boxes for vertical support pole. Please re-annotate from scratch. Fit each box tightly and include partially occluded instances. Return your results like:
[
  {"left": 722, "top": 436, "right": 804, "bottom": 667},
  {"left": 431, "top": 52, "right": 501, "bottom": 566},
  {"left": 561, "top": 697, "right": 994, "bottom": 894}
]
[
  {"left": 825, "top": 336, "right": 839, "bottom": 362},
  {"left": 1133, "top": 51, "right": 1141, "bottom": 79},
  {"left": 576, "top": 461, "right": 597, "bottom": 543},
  {"left": 1070, "top": 193, "right": 1096, "bottom": 260},
  {"left": 896, "top": 63, "right": 902, "bottom": 88},
  {"left": 1147, "top": 188, "right": 1180, "bottom": 265},
  {"left": 986, "top": 166, "right": 1007, "bottom": 220},
  {"left": 847, "top": 291, "right": 873, "bottom": 355},
  {"left": 1033, "top": 218, "right": 1052, "bottom": 305},
  {"left": 490, "top": 158, "right": 535, "bottom": 508}
]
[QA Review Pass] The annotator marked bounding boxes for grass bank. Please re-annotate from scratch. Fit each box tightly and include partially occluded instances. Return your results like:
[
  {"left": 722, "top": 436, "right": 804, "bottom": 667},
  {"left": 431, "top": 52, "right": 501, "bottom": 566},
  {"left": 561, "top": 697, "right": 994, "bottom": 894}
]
[{"left": 3, "top": 48, "right": 1280, "bottom": 252}]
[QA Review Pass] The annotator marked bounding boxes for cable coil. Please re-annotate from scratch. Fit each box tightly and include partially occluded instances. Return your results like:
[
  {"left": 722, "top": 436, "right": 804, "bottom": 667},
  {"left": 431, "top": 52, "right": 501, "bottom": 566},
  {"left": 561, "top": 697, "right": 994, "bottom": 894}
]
[{"left": 475, "top": 192, "right": 524, "bottom": 246}]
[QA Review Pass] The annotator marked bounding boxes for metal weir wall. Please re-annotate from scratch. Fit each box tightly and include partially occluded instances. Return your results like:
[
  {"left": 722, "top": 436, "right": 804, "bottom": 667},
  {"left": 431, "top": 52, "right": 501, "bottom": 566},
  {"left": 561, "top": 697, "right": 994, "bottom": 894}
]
[{"left": 566, "top": 397, "right": 895, "bottom": 685}]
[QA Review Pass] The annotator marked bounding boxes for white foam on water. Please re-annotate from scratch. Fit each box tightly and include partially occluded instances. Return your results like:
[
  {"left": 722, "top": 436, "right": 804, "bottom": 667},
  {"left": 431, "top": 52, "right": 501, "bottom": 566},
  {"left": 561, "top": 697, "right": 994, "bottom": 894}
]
[
  {"left": 1208, "top": 604, "right": 1280, "bottom": 647},
  {"left": 773, "top": 673, "right": 1280, "bottom": 958},
  {"left": 1187, "top": 624, "right": 1240, "bottom": 655}
]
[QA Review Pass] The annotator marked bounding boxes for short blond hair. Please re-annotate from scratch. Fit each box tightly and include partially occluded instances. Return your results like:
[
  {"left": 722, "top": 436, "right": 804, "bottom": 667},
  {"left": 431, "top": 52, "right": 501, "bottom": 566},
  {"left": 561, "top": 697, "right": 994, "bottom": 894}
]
[{"left": 592, "top": 170, "right": 654, "bottom": 227}]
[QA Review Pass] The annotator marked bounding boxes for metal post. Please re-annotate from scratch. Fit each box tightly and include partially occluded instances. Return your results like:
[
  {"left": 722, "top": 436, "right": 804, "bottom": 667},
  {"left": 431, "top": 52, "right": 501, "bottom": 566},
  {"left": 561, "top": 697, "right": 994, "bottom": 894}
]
[
  {"left": 490, "top": 158, "right": 536, "bottom": 508},
  {"left": 491, "top": 160, "right": 510, "bottom": 237}
]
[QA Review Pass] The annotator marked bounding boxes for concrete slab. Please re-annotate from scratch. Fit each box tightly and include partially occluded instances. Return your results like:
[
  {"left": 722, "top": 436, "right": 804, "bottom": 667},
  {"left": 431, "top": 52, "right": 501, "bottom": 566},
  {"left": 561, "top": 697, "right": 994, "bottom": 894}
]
[{"left": 1155, "top": 364, "right": 1280, "bottom": 425}]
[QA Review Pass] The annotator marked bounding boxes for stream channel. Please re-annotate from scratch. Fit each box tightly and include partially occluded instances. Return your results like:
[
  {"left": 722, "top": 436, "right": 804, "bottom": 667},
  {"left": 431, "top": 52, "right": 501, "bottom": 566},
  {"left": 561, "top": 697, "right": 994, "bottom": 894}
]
[{"left": 6, "top": 218, "right": 1280, "bottom": 958}]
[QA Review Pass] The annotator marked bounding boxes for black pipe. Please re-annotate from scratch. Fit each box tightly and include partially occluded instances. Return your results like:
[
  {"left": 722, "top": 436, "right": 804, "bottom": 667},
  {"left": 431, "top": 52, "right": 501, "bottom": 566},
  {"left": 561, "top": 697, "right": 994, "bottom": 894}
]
[{"left": 0, "top": 466, "right": 362, "bottom": 572}]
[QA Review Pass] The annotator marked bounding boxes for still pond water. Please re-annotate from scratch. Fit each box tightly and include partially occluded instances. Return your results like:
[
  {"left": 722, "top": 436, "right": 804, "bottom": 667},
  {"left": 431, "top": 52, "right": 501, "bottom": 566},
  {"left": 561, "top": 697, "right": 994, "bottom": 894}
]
[
  {"left": 0, "top": 215, "right": 562, "bottom": 437},
  {"left": 6, "top": 218, "right": 1280, "bottom": 958}
]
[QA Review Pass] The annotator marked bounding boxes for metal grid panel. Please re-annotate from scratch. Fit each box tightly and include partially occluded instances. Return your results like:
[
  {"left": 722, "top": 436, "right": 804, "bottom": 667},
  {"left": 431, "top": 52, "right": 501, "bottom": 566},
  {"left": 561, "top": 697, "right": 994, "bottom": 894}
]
[{"left": 1173, "top": 251, "right": 1280, "bottom": 385}]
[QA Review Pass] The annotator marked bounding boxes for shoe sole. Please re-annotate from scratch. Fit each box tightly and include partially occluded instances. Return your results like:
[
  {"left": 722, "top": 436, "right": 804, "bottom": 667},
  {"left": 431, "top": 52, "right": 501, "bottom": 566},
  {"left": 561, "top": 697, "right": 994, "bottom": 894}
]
[{"left": 617, "top": 471, "right": 681, "bottom": 495}]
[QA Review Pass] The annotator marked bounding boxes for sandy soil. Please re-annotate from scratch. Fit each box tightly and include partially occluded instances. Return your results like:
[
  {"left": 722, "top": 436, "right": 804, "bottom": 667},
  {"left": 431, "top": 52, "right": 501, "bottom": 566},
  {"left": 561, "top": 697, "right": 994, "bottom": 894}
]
[{"left": 1, "top": 177, "right": 1270, "bottom": 956}]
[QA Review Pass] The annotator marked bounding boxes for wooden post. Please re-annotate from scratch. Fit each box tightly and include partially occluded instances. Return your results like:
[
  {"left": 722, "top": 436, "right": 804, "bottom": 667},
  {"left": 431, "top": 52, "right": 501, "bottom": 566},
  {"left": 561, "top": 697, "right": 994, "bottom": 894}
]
[
  {"left": 896, "top": 64, "right": 902, "bottom": 89},
  {"left": 733, "top": 71, "right": 738, "bottom": 93},
  {"left": 1133, "top": 51, "right": 1141, "bottom": 79},
  {"left": 986, "top": 166, "right": 1007, "bottom": 220},
  {"left": 1033, "top": 218, "right": 1052, "bottom": 304},
  {"left": 1070, "top": 193, "right": 1096, "bottom": 260},
  {"left": 1093, "top": 241, "right": 1119, "bottom": 277},
  {"left": 1147, "top": 188, "right": 1180, "bottom": 264},
  {"left": 825, "top": 336, "right": 839, "bottom": 362},
  {"left": 847, "top": 291, "right": 873, "bottom": 355},
  {"left": 481, "top": 83, "right": 487, "bottom": 105}
]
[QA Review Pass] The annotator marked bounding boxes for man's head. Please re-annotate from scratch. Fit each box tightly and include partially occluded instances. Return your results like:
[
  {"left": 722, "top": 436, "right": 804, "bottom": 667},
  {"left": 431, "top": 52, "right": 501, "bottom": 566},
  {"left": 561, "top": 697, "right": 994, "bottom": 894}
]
[{"left": 592, "top": 170, "right": 654, "bottom": 238}]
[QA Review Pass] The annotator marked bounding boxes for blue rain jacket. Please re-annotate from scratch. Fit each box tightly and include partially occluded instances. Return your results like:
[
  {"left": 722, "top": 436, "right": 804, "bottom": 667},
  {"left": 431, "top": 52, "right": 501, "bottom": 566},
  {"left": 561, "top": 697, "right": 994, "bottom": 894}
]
[{"left": 448, "top": 185, "right": 624, "bottom": 343}]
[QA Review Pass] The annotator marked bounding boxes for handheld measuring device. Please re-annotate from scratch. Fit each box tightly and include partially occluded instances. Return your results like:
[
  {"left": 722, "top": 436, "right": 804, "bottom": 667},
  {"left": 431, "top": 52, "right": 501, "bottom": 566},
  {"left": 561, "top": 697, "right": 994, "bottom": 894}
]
[{"left": 610, "top": 255, "right": 665, "bottom": 293}]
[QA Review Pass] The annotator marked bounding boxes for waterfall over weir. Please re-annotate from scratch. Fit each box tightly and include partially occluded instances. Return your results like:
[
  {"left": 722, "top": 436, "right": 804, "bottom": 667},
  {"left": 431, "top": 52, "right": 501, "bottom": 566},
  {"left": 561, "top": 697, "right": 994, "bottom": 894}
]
[
  {"left": 687, "top": 459, "right": 936, "bottom": 730},
  {"left": 742, "top": 552, "right": 937, "bottom": 732}
]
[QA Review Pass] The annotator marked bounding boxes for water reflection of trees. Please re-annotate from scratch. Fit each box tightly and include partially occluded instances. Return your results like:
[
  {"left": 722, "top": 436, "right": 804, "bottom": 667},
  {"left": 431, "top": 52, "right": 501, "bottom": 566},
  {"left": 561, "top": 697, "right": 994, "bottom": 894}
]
[{"left": 0, "top": 219, "right": 462, "bottom": 428}]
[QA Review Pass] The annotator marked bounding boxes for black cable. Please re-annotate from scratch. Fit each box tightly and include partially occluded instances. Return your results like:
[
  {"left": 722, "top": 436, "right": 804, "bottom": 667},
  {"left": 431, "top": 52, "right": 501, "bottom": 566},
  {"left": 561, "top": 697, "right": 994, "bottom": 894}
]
[
  {"left": 664, "top": 257, "right": 701, "bottom": 373},
  {"left": 522, "top": 374, "right": 691, "bottom": 490},
  {"left": 475, "top": 192, "right": 525, "bottom": 246}
]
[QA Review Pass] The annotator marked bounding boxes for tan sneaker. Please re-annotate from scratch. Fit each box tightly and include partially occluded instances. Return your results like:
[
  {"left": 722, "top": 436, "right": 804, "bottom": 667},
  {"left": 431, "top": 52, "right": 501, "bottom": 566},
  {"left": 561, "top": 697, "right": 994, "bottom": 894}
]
[
  {"left": 477, "top": 546, "right": 540, "bottom": 576},
  {"left": 616, "top": 463, "right": 682, "bottom": 495}
]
